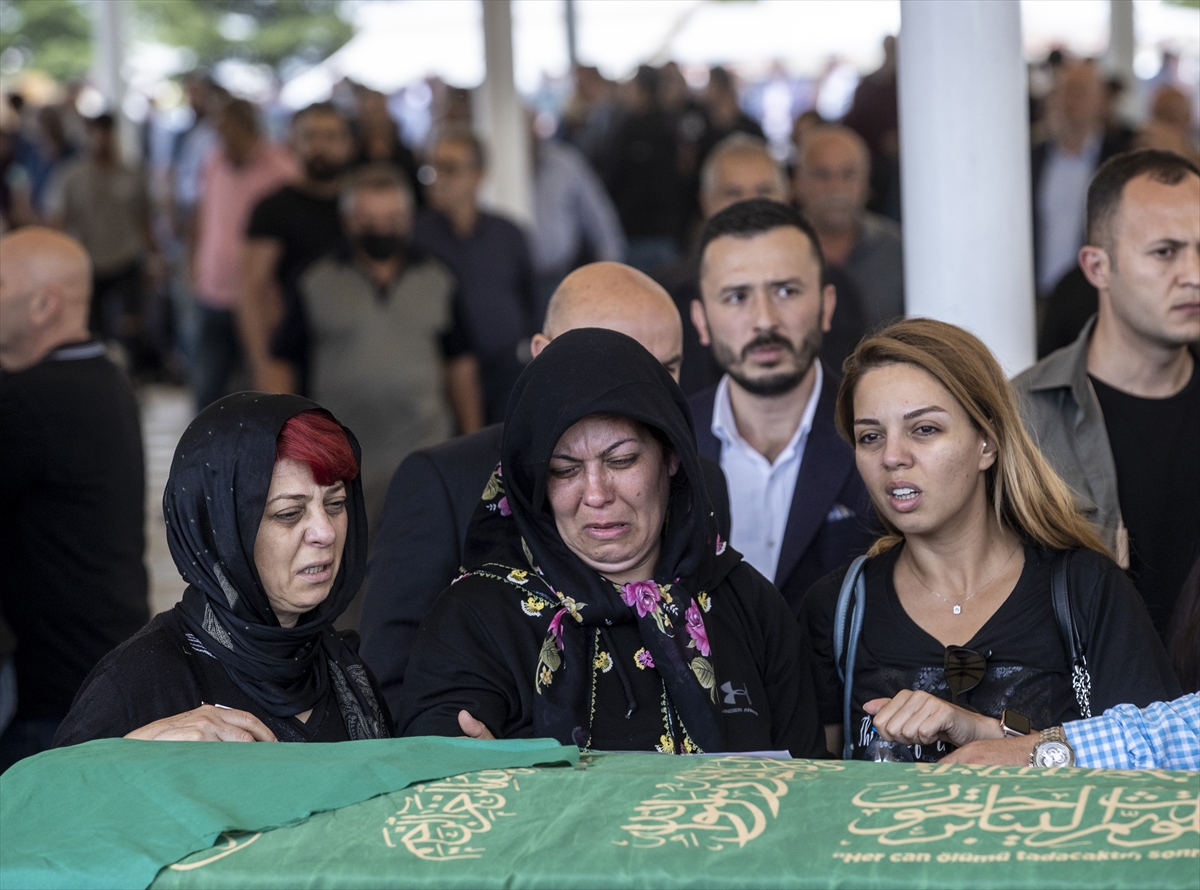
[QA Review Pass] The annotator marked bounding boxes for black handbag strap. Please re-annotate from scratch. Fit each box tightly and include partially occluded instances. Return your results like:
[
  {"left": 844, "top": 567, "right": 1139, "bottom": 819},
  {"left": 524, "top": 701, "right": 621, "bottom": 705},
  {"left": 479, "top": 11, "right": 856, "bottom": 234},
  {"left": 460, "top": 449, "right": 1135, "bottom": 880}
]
[{"left": 1050, "top": 549, "right": 1092, "bottom": 718}]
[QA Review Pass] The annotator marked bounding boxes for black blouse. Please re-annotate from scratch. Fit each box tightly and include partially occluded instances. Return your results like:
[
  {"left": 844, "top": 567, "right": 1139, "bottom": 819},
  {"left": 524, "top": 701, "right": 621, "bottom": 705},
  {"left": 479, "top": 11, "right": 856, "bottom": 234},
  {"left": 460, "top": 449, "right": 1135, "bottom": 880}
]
[
  {"left": 801, "top": 544, "right": 1182, "bottom": 761},
  {"left": 396, "top": 561, "right": 828, "bottom": 758},
  {"left": 53, "top": 612, "right": 387, "bottom": 746}
]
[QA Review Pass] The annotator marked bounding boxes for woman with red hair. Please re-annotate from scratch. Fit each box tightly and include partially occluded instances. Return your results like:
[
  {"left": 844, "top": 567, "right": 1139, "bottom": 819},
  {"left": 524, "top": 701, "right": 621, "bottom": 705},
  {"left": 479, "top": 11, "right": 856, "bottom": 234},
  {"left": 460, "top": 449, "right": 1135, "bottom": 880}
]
[{"left": 54, "top": 393, "right": 389, "bottom": 744}]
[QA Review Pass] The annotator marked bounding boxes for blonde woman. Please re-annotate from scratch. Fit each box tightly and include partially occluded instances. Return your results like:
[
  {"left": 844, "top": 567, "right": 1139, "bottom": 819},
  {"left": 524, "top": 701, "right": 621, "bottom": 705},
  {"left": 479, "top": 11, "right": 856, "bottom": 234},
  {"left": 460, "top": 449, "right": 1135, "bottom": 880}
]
[{"left": 801, "top": 319, "right": 1180, "bottom": 761}]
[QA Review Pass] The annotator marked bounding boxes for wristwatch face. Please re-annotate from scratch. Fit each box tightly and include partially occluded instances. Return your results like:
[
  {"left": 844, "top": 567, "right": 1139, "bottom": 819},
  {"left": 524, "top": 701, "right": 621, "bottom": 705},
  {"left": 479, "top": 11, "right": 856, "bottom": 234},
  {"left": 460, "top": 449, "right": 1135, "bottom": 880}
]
[
  {"left": 1001, "top": 709, "right": 1031, "bottom": 737},
  {"left": 1035, "top": 741, "right": 1074, "bottom": 768}
]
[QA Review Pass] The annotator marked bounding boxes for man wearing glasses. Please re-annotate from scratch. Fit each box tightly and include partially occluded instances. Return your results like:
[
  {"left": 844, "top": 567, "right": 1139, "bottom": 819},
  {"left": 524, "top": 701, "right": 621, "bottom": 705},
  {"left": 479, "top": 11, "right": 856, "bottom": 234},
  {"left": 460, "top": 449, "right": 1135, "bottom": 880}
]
[{"left": 412, "top": 128, "right": 537, "bottom": 425}]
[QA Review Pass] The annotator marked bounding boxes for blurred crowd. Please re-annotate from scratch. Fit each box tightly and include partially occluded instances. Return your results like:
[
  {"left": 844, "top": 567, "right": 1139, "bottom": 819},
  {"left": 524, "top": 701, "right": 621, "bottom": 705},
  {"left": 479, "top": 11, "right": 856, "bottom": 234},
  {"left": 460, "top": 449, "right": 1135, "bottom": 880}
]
[
  {"left": 1, "top": 36, "right": 1198, "bottom": 775},
  {"left": 0, "top": 42, "right": 1195, "bottom": 537},
  {"left": 0, "top": 44, "right": 1196, "bottom": 398}
]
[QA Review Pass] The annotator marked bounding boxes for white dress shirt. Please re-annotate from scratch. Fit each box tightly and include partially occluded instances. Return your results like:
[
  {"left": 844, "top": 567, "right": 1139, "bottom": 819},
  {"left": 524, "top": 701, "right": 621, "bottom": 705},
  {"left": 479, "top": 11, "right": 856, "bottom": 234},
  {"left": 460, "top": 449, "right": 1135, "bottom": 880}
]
[{"left": 711, "top": 362, "right": 824, "bottom": 583}]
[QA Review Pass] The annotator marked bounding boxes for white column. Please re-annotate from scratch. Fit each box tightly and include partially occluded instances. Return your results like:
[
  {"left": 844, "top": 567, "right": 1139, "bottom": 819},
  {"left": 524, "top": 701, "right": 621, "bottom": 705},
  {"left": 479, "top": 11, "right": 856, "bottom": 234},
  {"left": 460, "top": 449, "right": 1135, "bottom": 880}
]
[
  {"left": 91, "top": 0, "right": 138, "bottom": 164},
  {"left": 565, "top": 0, "right": 579, "bottom": 69},
  {"left": 476, "top": 0, "right": 533, "bottom": 225},
  {"left": 91, "top": 0, "right": 125, "bottom": 108},
  {"left": 1106, "top": 0, "right": 1137, "bottom": 122},
  {"left": 898, "top": 0, "right": 1036, "bottom": 376}
]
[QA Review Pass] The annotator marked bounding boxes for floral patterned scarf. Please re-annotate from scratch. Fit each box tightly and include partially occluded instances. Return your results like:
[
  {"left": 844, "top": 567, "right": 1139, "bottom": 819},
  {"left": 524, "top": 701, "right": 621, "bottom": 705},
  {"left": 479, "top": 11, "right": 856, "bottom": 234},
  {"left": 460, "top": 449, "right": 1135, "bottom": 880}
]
[{"left": 461, "top": 328, "right": 741, "bottom": 752}]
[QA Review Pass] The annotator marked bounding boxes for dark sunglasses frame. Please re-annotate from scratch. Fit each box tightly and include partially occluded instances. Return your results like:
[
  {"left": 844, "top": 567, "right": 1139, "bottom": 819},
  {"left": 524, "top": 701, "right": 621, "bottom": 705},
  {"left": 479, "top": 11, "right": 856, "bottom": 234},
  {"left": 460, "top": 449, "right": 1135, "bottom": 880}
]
[{"left": 943, "top": 645, "right": 987, "bottom": 710}]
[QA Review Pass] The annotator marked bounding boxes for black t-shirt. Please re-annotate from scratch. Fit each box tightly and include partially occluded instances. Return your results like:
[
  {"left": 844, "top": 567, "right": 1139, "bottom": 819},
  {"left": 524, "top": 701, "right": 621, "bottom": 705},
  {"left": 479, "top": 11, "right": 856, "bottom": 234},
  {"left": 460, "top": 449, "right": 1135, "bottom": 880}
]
[
  {"left": 0, "top": 343, "right": 149, "bottom": 719},
  {"left": 247, "top": 186, "right": 343, "bottom": 393},
  {"left": 801, "top": 544, "right": 1180, "bottom": 762},
  {"left": 1090, "top": 364, "right": 1200, "bottom": 637},
  {"left": 246, "top": 184, "right": 343, "bottom": 294},
  {"left": 53, "top": 611, "right": 361, "bottom": 746}
]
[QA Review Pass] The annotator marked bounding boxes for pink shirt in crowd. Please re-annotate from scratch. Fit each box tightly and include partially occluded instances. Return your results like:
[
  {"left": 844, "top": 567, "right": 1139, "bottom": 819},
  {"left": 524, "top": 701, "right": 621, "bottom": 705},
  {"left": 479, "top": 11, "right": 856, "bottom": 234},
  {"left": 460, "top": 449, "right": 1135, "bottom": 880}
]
[{"left": 193, "top": 142, "right": 299, "bottom": 310}]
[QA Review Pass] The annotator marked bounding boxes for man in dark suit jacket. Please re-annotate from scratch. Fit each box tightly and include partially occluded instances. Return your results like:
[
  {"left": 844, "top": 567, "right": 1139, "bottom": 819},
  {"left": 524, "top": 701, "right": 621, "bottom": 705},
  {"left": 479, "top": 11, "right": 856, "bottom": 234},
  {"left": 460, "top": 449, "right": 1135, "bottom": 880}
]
[
  {"left": 687, "top": 199, "right": 875, "bottom": 614},
  {"left": 360, "top": 262, "right": 731, "bottom": 717}
]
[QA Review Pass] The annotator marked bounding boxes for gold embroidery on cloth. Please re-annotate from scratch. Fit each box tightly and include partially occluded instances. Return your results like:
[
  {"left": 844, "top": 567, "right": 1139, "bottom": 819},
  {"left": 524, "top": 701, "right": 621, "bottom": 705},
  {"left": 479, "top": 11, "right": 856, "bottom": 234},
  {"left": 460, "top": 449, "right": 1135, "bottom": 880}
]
[
  {"left": 383, "top": 769, "right": 535, "bottom": 861},
  {"left": 615, "top": 758, "right": 845, "bottom": 850},
  {"left": 168, "top": 832, "right": 263, "bottom": 870},
  {"left": 846, "top": 764, "right": 1199, "bottom": 849}
]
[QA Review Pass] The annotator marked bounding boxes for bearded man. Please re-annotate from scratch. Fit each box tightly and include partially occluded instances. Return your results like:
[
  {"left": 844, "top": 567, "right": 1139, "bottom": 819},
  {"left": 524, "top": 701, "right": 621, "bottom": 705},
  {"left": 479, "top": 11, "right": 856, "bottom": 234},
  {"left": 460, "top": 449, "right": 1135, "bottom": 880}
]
[
  {"left": 689, "top": 199, "right": 874, "bottom": 612},
  {"left": 238, "top": 102, "right": 354, "bottom": 395}
]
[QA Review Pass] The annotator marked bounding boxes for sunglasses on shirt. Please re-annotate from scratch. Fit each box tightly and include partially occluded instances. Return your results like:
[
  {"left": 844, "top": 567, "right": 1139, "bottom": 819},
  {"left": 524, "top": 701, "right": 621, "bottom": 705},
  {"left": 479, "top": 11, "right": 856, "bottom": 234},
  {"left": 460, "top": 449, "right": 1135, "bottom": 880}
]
[{"left": 943, "top": 645, "right": 987, "bottom": 710}]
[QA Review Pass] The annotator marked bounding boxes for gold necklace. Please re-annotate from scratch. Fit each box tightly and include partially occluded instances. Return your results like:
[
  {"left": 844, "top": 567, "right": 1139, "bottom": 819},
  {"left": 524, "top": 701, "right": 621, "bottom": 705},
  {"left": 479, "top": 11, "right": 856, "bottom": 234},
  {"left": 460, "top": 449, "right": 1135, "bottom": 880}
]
[{"left": 906, "top": 543, "right": 1020, "bottom": 615}]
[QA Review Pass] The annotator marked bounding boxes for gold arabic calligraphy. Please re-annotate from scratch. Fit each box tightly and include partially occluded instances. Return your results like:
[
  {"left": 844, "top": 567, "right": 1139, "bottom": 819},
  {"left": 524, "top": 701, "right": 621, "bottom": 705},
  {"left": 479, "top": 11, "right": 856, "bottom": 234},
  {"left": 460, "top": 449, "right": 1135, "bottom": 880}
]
[
  {"left": 849, "top": 772, "right": 1199, "bottom": 849},
  {"left": 616, "top": 757, "right": 845, "bottom": 850},
  {"left": 382, "top": 768, "right": 534, "bottom": 861}
]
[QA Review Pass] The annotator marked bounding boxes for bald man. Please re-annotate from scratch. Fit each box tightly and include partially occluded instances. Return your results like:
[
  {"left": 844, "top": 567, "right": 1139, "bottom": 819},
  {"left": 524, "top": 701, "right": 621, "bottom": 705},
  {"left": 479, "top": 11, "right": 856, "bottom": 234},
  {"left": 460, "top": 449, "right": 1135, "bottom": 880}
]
[
  {"left": 534, "top": 261, "right": 683, "bottom": 377},
  {"left": 792, "top": 125, "right": 904, "bottom": 329},
  {"left": 0, "top": 228, "right": 148, "bottom": 772},
  {"left": 360, "top": 262, "right": 731, "bottom": 717}
]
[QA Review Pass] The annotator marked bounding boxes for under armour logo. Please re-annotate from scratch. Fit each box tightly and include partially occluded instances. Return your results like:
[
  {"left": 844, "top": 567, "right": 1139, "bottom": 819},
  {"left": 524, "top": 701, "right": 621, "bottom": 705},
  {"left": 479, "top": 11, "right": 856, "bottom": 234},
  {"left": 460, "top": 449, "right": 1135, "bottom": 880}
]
[{"left": 720, "top": 681, "right": 751, "bottom": 706}]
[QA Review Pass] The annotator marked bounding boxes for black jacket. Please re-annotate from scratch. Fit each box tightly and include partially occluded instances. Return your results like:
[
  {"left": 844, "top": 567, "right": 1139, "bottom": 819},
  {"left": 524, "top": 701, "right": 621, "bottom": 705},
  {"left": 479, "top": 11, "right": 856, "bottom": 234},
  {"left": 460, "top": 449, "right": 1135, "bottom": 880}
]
[
  {"left": 359, "top": 423, "right": 732, "bottom": 719},
  {"left": 0, "top": 342, "right": 148, "bottom": 720},
  {"left": 688, "top": 367, "right": 876, "bottom": 615}
]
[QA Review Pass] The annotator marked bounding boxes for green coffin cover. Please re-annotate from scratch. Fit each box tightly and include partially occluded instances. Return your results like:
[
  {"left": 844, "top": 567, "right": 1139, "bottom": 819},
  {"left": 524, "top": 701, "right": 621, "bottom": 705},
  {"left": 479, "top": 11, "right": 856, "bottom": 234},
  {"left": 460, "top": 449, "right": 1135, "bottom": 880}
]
[
  {"left": 148, "top": 753, "right": 1200, "bottom": 889},
  {"left": 0, "top": 736, "right": 578, "bottom": 890}
]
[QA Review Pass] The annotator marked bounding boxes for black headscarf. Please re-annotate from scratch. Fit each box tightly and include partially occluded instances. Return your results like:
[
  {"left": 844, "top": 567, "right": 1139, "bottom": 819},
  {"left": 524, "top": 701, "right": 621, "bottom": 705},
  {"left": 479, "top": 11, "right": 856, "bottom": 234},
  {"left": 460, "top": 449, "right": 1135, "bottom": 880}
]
[
  {"left": 167, "top": 392, "right": 386, "bottom": 738},
  {"left": 463, "top": 328, "right": 740, "bottom": 752}
]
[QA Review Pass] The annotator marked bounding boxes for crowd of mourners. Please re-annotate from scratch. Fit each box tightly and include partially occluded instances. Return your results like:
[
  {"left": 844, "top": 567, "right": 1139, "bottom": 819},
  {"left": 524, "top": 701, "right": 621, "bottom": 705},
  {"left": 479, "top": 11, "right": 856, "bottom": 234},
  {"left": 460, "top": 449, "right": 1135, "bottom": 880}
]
[{"left": 0, "top": 45, "right": 1198, "bottom": 777}]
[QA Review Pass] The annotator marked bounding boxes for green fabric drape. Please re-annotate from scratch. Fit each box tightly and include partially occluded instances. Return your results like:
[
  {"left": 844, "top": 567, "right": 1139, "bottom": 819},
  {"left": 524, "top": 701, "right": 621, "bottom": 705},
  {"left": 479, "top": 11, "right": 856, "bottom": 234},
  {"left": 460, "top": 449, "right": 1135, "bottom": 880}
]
[
  {"left": 5, "top": 741, "right": 1197, "bottom": 890},
  {"left": 0, "top": 736, "right": 577, "bottom": 890},
  {"left": 153, "top": 754, "right": 1200, "bottom": 890}
]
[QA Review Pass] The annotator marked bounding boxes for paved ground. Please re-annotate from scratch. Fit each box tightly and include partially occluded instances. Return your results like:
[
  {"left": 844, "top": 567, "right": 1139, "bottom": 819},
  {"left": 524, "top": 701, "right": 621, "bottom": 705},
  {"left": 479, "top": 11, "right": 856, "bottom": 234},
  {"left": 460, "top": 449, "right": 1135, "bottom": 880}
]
[{"left": 139, "top": 384, "right": 194, "bottom": 616}]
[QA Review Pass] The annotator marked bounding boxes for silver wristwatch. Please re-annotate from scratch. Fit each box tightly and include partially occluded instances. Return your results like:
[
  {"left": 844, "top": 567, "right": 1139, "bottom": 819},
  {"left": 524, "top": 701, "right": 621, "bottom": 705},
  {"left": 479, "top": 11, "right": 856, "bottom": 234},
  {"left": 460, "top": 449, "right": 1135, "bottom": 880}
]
[{"left": 1031, "top": 726, "right": 1076, "bottom": 767}]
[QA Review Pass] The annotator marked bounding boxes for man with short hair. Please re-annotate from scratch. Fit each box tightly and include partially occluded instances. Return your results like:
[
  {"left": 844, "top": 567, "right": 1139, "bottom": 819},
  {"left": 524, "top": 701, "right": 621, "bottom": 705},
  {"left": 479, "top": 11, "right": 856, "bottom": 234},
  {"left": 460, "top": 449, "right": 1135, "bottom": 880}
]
[
  {"left": 274, "top": 165, "right": 483, "bottom": 532},
  {"left": 1032, "top": 60, "right": 1131, "bottom": 299},
  {"left": 360, "top": 262, "right": 731, "bottom": 716},
  {"left": 699, "top": 133, "right": 789, "bottom": 219},
  {"left": 695, "top": 66, "right": 765, "bottom": 173},
  {"left": 792, "top": 124, "right": 903, "bottom": 329},
  {"left": 599, "top": 65, "right": 681, "bottom": 275},
  {"left": 46, "top": 113, "right": 158, "bottom": 366},
  {"left": 171, "top": 72, "right": 222, "bottom": 237},
  {"left": 1014, "top": 149, "right": 1199, "bottom": 640},
  {"left": 0, "top": 228, "right": 148, "bottom": 770},
  {"left": 190, "top": 98, "right": 298, "bottom": 409},
  {"left": 239, "top": 102, "right": 355, "bottom": 395},
  {"left": 412, "top": 127, "right": 537, "bottom": 424},
  {"left": 689, "top": 198, "right": 874, "bottom": 613}
]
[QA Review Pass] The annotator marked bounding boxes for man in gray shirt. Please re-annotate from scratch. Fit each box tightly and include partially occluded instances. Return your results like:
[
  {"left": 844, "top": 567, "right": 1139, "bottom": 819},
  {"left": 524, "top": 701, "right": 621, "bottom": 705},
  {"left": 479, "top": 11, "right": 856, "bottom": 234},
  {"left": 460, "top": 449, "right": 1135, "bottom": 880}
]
[
  {"left": 793, "top": 125, "right": 903, "bottom": 329},
  {"left": 278, "top": 165, "right": 483, "bottom": 531}
]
